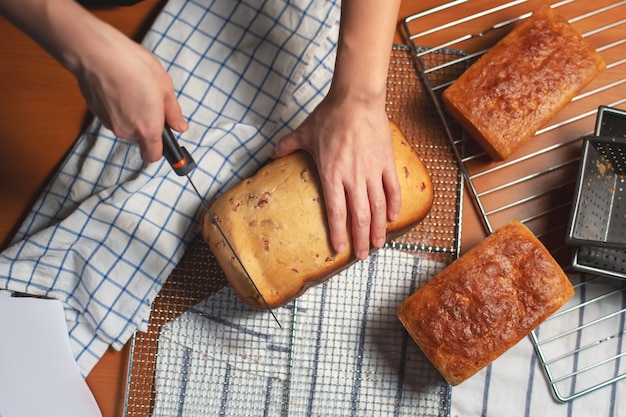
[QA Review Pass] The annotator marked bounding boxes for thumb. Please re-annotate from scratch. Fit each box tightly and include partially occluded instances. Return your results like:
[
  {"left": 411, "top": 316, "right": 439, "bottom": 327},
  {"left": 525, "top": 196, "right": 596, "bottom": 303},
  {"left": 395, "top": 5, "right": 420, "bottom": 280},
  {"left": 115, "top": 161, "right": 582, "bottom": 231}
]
[
  {"left": 164, "top": 91, "right": 188, "bottom": 133},
  {"left": 271, "top": 131, "right": 302, "bottom": 159}
]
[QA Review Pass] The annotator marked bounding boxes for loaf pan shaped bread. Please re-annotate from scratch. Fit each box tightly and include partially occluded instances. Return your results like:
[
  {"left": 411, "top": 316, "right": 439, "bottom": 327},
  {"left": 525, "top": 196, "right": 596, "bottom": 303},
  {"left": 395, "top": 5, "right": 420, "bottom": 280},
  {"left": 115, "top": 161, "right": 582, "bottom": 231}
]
[
  {"left": 397, "top": 220, "right": 574, "bottom": 386},
  {"left": 201, "top": 120, "right": 433, "bottom": 309},
  {"left": 442, "top": 5, "right": 605, "bottom": 161}
]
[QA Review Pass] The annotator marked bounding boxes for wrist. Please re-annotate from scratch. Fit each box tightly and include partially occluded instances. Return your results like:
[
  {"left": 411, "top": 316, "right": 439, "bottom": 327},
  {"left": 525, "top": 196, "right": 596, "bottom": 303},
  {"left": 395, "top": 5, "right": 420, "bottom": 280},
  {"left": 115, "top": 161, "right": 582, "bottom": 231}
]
[
  {"left": 330, "top": 44, "right": 389, "bottom": 103},
  {"left": 8, "top": 0, "right": 111, "bottom": 77},
  {"left": 50, "top": 5, "right": 110, "bottom": 76},
  {"left": 329, "top": 0, "right": 399, "bottom": 106},
  {"left": 326, "top": 79, "right": 387, "bottom": 109}
]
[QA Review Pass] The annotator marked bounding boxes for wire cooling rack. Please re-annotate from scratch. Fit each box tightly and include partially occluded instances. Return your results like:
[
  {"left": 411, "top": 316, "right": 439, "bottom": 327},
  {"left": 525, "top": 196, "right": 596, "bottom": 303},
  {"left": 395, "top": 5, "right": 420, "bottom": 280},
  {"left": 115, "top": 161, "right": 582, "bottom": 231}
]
[
  {"left": 402, "top": 0, "right": 626, "bottom": 402},
  {"left": 122, "top": 46, "right": 462, "bottom": 417}
]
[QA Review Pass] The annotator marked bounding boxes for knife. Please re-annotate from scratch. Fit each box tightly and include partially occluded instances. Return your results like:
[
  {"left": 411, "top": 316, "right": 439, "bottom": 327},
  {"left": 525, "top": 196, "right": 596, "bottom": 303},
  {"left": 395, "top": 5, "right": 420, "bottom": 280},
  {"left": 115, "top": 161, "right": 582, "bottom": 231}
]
[{"left": 161, "top": 125, "right": 281, "bottom": 328}]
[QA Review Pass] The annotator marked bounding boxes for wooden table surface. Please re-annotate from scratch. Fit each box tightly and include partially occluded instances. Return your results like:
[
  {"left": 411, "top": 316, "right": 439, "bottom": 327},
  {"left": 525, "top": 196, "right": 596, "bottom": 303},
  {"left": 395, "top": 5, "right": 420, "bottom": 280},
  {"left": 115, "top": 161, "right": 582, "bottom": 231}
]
[{"left": 2, "top": 0, "right": 610, "bottom": 415}]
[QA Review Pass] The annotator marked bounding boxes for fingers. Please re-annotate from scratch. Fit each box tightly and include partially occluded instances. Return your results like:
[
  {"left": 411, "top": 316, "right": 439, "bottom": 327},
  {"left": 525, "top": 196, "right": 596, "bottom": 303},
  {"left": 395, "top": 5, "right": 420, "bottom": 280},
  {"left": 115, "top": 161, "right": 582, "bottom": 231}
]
[
  {"left": 164, "top": 88, "right": 189, "bottom": 134},
  {"left": 118, "top": 90, "right": 186, "bottom": 163},
  {"left": 271, "top": 131, "right": 301, "bottom": 159},
  {"left": 347, "top": 181, "right": 387, "bottom": 261},
  {"left": 105, "top": 114, "right": 163, "bottom": 162},
  {"left": 134, "top": 83, "right": 187, "bottom": 163},
  {"left": 326, "top": 177, "right": 392, "bottom": 261},
  {"left": 348, "top": 184, "right": 376, "bottom": 261},
  {"left": 383, "top": 165, "right": 402, "bottom": 223},
  {"left": 137, "top": 130, "right": 162, "bottom": 163},
  {"left": 324, "top": 180, "right": 349, "bottom": 257},
  {"left": 367, "top": 180, "right": 388, "bottom": 250}
]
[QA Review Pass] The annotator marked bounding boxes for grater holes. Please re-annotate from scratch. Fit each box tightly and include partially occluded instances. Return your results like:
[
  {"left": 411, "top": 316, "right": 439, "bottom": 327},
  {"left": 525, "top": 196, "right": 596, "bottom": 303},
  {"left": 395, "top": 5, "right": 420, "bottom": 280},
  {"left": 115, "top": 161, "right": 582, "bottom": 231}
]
[{"left": 597, "top": 142, "right": 626, "bottom": 175}]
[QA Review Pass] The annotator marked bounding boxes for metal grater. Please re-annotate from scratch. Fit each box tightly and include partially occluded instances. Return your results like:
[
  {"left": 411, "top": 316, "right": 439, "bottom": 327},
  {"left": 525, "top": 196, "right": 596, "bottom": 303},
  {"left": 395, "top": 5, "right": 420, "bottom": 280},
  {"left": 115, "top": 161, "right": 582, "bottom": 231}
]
[
  {"left": 401, "top": 0, "right": 626, "bottom": 402},
  {"left": 567, "top": 134, "right": 626, "bottom": 251},
  {"left": 572, "top": 106, "right": 626, "bottom": 279}
]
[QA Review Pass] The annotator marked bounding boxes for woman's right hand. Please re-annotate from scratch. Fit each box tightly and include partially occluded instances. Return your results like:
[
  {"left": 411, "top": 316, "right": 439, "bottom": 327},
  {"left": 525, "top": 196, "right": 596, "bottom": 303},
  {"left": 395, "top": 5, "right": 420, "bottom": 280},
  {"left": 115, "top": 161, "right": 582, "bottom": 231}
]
[
  {"left": 72, "top": 27, "right": 188, "bottom": 162},
  {"left": 0, "top": 0, "right": 188, "bottom": 162}
]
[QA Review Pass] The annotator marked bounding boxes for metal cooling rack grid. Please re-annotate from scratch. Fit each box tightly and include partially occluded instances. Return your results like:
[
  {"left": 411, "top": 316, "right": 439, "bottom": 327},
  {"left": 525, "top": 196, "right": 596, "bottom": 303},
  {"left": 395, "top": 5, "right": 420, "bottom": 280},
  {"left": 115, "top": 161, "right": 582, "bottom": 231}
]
[
  {"left": 402, "top": 0, "right": 626, "bottom": 402},
  {"left": 123, "top": 46, "right": 462, "bottom": 417},
  {"left": 530, "top": 275, "right": 626, "bottom": 401}
]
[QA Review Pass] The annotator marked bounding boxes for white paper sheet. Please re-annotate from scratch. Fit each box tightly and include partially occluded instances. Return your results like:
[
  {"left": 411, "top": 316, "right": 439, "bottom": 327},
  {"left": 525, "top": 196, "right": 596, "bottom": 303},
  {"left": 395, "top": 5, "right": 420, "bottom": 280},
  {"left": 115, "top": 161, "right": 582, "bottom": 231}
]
[{"left": 0, "top": 297, "right": 102, "bottom": 417}]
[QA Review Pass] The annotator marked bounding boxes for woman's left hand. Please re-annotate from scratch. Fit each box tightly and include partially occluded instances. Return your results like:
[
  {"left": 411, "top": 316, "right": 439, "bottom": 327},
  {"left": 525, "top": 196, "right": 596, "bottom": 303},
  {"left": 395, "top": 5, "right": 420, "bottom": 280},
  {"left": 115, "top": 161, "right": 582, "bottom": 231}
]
[{"left": 272, "top": 93, "right": 401, "bottom": 261}]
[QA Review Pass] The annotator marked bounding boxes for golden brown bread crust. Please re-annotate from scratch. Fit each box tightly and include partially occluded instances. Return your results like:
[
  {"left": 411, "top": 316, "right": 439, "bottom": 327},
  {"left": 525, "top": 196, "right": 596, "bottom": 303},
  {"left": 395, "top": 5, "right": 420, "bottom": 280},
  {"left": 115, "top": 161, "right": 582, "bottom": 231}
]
[
  {"left": 396, "top": 221, "right": 574, "bottom": 386},
  {"left": 202, "top": 120, "right": 433, "bottom": 309},
  {"left": 442, "top": 5, "right": 605, "bottom": 161}
]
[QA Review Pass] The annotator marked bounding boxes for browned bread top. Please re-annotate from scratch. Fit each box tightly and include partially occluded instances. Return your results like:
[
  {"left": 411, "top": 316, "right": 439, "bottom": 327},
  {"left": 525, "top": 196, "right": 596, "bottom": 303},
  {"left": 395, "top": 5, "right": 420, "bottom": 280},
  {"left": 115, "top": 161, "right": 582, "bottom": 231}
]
[
  {"left": 442, "top": 5, "right": 605, "bottom": 161},
  {"left": 397, "top": 220, "right": 574, "bottom": 385}
]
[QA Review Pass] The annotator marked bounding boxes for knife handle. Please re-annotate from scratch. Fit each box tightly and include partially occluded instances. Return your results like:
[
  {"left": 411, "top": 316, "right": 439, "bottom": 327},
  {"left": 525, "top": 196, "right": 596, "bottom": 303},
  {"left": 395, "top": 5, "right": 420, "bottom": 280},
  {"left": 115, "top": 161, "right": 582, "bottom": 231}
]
[{"left": 162, "top": 124, "right": 196, "bottom": 176}]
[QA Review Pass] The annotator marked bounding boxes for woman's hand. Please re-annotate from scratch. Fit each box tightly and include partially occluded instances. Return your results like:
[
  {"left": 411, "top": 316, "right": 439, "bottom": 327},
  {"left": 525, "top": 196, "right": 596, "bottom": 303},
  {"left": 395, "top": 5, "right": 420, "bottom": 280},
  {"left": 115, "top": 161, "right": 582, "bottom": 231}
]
[
  {"left": 0, "top": 0, "right": 188, "bottom": 162},
  {"left": 273, "top": 0, "right": 402, "bottom": 260},
  {"left": 73, "top": 29, "right": 188, "bottom": 162},
  {"left": 272, "top": 93, "right": 401, "bottom": 261}
]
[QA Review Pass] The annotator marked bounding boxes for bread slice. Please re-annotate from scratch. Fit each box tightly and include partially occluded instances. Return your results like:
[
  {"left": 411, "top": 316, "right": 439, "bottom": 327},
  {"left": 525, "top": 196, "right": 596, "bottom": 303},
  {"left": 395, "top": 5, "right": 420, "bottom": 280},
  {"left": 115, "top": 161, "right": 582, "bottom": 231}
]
[
  {"left": 397, "top": 221, "right": 574, "bottom": 386},
  {"left": 442, "top": 5, "right": 605, "bottom": 161},
  {"left": 201, "top": 120, "right": 433, "bottom": 309}
]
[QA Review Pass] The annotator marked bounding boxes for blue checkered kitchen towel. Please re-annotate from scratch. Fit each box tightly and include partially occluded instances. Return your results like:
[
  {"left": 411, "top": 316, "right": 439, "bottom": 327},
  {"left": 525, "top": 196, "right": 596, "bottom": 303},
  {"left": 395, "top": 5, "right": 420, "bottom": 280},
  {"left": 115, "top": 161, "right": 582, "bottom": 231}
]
[
  {"left": 152, "top": 248, "right": 450, "bottom": 417},
  {"left": 0, "top": 0, "right": 340, "bottom": 375}
]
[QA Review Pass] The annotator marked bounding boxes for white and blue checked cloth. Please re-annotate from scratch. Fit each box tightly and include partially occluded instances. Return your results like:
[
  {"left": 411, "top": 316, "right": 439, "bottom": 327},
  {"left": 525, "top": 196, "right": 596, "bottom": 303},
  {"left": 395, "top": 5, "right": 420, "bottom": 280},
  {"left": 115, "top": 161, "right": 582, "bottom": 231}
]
[
  {"left": 153, "top": 248, "right": 626, "bottom": 417},
  {"left": 153, "top": 250, "right": 626, "bottom": 417},
  {"left": 0, "top": 0, "right": 340, "bottom": 376},
  {"left": 153, "top": 248, "right": 450, "bottom": 416}
]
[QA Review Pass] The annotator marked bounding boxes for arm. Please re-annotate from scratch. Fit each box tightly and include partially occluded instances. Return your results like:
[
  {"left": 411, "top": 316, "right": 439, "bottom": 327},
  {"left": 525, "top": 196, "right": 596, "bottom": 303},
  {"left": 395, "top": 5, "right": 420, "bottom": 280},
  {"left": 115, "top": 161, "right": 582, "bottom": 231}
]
[
  {"left": 0, "top": 0, "right": 188, "bottom": 161},
  {"left": 272, "top": 0, "right": 402, "bottom": 260}
]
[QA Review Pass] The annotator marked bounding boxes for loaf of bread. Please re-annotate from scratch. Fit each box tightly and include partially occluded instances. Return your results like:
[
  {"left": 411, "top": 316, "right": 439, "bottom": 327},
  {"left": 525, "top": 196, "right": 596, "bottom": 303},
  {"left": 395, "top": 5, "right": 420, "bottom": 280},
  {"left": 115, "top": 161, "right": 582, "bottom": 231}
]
[
  {"left": 442, "top": 5, "right": 605, "bottom": 161},
  {"left": 396, "top": 221, "right": 574, "bottom": 386},
  {"left": 201, "top": 120, "right": 433, "bottom": 309}
]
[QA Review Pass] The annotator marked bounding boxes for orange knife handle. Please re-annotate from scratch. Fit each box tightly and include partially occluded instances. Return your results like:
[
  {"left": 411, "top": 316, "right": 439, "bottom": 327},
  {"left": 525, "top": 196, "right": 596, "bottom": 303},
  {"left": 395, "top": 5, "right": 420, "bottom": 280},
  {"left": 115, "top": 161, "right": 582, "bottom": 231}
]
[{"left": 162, "top": 124, "right": 196, "bottom": 176}]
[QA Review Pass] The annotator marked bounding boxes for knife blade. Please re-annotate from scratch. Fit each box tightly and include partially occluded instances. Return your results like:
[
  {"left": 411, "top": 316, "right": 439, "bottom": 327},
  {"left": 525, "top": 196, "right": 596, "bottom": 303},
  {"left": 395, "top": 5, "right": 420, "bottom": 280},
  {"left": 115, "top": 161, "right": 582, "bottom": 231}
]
[{"left": 162, "top": 125, "right": 281, "bottom": 328}]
